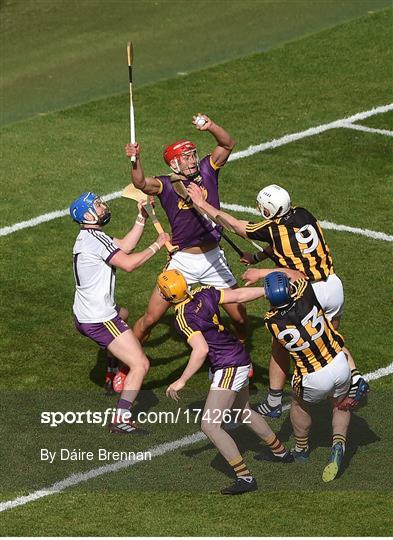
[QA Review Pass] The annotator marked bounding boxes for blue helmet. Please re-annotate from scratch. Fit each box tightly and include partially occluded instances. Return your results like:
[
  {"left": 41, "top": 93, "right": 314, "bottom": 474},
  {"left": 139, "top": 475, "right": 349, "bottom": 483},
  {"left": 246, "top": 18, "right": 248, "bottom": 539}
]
[
  {"left": 69, "top": 192, "right": 111, "bottom": 225},
  {"left": 264, "top": 272, "right": 291, "bottom": 307}
]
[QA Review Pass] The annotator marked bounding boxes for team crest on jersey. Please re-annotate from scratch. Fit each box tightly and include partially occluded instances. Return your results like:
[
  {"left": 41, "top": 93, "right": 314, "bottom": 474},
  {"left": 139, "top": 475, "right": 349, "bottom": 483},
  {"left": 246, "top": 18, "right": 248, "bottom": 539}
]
[
  {"left": 178, "top": 186, "right": 208, "bottom": 210},
  {"left": 194, "top": 300, "right": 203, "bottom": 313}
]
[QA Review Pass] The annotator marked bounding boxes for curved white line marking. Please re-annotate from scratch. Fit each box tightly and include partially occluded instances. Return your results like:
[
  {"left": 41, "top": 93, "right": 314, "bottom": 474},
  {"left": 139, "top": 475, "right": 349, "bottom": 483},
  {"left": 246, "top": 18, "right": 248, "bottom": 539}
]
[{"left": 1, "top": 103, "right": 392, "bottom": 241}]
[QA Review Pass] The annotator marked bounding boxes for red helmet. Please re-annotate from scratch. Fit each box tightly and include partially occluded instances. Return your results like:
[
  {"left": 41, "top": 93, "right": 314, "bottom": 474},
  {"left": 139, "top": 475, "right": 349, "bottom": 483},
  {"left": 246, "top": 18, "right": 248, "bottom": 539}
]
[
  {"left": 164, "top": 139, "right": 199, "bottom": 177},
  {"left": 163, "top": 140, "right": 196, "bottom": 165}
]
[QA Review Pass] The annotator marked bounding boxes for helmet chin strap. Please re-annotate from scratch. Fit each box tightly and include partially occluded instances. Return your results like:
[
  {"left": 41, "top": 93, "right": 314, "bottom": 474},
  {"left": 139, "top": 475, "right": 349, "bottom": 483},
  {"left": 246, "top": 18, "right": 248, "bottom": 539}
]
[{"left": 97, "top": 211, "right": 111, "bottom": 226}]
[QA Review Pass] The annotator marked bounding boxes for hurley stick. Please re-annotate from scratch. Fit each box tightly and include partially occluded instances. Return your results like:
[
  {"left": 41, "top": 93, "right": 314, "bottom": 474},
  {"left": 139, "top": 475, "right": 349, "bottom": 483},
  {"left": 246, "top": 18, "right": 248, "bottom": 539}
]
[
  {"left": 122, "top": 183, "right": 179, "bottom": 253},
  {"left": 127, "top": 41, "right": 136, "bottom": 163}
]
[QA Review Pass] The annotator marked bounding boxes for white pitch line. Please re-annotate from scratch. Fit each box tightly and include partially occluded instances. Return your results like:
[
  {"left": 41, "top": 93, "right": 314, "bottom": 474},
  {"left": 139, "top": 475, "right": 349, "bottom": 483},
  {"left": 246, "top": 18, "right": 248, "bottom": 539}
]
[
  {"left": 227, "top": 103, "right": 393, "bottom": 161},
  {"left": 341, "top": 123, "right": 393, "bottom": 137},
  {"left": 220, "top": 203, "right": 393, "bottom": 243},
  {"left": 0, "top": 432, "right": 206, "bottom": 513},
  {"left": 1, "top": 103, "right": 392, "bottom": 239},
  {"left": 364, "top": 361, "right": 393, "bottom": 382},
  {"left": 0, "top": 361, "right": 392, "bottom": 514}
]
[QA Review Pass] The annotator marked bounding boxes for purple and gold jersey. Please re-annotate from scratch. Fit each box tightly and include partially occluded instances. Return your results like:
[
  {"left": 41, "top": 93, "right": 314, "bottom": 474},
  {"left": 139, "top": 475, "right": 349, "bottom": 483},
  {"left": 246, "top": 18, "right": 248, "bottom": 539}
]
[
  {"left": 174, "top": 286, "right": 250, "bottom": 372},
  {"left": 156, "top": 155, "right": 223, "bottom": 250},
  {"left": 246, "top": 207, "right": 334, "bottom": 281},
  {"left": 264, "top": 279, "right": 344, "bottom": 376}
]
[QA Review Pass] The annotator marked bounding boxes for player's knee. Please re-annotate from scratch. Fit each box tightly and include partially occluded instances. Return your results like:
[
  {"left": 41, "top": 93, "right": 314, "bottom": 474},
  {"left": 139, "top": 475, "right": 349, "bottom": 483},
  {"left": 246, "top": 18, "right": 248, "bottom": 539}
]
[
  {"left": 201, "top": 418, "right": 220, "bottom": 438},
  {"left": 126, "top": 355, "right": 150, "bottom": 376},
  {"left": 143, "top": 311, "right": 160, "bottom": 329},
  {"left": 139, "top": 356, "right": 150, "bottom": 376}
]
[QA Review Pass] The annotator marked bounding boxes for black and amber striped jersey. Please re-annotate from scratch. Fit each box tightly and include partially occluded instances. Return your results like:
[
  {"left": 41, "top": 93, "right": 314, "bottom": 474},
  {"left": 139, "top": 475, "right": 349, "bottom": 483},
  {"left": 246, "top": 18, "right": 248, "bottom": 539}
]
[
  {"left": 264, "top": 279, "right": 344, "bottom": 376},
  {"left": 245, "top": 207, "right": 334, "bottom": 281}
]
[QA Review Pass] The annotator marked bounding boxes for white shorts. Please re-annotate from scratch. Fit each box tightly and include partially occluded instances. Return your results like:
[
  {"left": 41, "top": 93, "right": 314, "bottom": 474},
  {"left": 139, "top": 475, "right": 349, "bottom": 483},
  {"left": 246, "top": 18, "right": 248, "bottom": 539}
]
[
  {"left": 166, "top": 246, "right": 236, "bottom": 288},
  {"left": 292, "top": 351, "right": 350, "bottom": 403},
  {"left": 210, "top": 364, "right": 250, "bottom": 392},
  {"left": 312, "top": 273, "right": 344, "bottom": 320}
]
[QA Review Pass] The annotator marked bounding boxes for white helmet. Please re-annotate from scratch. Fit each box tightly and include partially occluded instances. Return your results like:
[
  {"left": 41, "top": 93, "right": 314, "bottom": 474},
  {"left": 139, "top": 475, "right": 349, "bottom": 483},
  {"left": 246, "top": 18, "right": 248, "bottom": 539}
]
[{"left": 256, "top": 184, "right": 291, "bottom": 219}]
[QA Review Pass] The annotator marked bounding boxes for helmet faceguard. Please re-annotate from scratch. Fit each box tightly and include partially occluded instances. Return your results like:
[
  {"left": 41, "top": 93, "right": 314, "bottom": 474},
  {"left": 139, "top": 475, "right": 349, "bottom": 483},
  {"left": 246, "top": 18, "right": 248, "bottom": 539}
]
[
  {"left": 163, "top": 140, "right": 200, "bottom": 178},
  {"left": 264, "top": 271, "right": 292, "bottom": 308},
  {"left": 70, "top": 192, "right": 111, "bottom": 226},
  {"left": 156, "top": 269, "right": 190, "bottom": 304},
  {"left": 256, "top": 184, "right": 291, "bottom": 220}
]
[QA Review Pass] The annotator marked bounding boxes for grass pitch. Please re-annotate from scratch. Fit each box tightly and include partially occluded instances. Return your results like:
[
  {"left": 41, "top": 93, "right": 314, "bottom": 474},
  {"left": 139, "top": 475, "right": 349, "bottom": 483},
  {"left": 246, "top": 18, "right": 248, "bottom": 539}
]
[{"left": 0, "top": 4, "right": 392, "bottom": 537}]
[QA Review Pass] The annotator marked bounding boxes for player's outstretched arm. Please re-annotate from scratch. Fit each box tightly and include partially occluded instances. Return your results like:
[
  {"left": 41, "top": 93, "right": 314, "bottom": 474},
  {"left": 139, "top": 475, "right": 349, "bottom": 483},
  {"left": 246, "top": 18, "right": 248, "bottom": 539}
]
[
  {"left": 220, "top": 287, "right": 265, "bottom": 304},
  {"left": 114, "top": 201, "right": 149, "bottom": 253},
  {"left": 125, "top": 142, "right": 161, "bottom": 195},
  {"left": 166, "top": 333, "right": 208, "bottom": 401},
  {"left": 192, "top": 113, "right": 235, "bottom": 168},
  {"left": 242, "top": 267, "right": 305, "bottom": 286},
  {"left": 187, "top": 183, "right": 248, "bottom": 237},
  {"left": 110, "top": 232, "right": 169, "bottom": 272}
]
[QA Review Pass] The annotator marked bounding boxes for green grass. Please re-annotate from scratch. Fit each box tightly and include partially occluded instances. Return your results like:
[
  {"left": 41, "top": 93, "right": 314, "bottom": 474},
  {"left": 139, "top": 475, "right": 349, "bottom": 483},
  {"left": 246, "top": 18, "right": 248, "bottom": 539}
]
[
  {"left": 1, "top": 0, "right": 391, "bottom": 126},
  {"left": 0, "top": 5, "right": 392, "bottom": 536}
]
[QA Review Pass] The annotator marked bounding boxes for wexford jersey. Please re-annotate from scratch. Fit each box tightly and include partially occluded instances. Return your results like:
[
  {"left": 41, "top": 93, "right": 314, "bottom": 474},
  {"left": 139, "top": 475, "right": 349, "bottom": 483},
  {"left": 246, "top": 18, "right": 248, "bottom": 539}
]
[
  {"left": 156, "top": 155, "right": 223, "bottom": 250},
  {"left": 264, "top": 279, "right": 344, "bottom": 376},
  {"left": 72, "top": 228, "right": 120, "bottom": 323},
  {"left": 174, "top": 286, "right": 250, "bottom": 372},
  {"left": 245, "top": 207, "right": 334, "bottom": 281}
]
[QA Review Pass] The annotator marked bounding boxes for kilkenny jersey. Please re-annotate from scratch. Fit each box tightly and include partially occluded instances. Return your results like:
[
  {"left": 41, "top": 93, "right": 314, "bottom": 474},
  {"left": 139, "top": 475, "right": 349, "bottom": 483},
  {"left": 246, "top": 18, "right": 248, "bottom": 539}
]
[
  {"left": 264, "top": 279, "right": 344, "bottom": 376},
  {"left": 174, "top": 286, "right": 250, "bottom": 372},
  {"left": 245, "top": 207, "right": 334, "bottom": 281},
  {"left": 156, "top": 155, "right": 223, "bottom": 250}
]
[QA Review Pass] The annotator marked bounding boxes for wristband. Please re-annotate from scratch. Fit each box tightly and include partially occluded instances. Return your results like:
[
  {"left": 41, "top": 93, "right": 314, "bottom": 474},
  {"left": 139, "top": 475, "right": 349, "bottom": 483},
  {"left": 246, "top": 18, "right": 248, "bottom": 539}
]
[
  {"left": 253, "top": 253, "right": 259, "bottom": 263},
  {"left": 135, "top": 213, "right": 146, "bottom": 226},
  {"left": 153, "top": 241, "right": 161, "bottom": 251},
  {"left": 148, "top": 245, "right": 158, "bottom": 255}
]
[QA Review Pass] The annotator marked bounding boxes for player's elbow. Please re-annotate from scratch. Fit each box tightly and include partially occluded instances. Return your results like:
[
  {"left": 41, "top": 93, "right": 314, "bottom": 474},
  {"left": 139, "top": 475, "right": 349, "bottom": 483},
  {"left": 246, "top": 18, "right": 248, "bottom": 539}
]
[
  {"left": 131, "top": 178, "right": 147, "bottom": 192},
  {"left": 201, "top": 343, "right": 209, "bottom": 358},
  {"left": 123, "top": 258, "right": 140, "bottom": 273}
]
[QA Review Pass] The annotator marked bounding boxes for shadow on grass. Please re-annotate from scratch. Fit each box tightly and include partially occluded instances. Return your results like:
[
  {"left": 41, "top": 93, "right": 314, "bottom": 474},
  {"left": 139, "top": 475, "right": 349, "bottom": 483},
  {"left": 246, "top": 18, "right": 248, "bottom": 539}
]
[
  {"left": 89, "top": 313, "right": 271, "bottom": 390},
  {"left": 182, "top": 398, "right": 380, "bottom": 481}
]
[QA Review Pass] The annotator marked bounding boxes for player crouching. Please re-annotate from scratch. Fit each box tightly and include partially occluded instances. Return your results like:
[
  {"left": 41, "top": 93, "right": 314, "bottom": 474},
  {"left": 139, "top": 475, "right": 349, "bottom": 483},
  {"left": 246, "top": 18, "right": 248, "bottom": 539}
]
[
  {"left": 262, "top": 272, "right": 367, "bottom": 482},
  {"left": 158, "top": 269, "right": 293, "bottom": 496}
]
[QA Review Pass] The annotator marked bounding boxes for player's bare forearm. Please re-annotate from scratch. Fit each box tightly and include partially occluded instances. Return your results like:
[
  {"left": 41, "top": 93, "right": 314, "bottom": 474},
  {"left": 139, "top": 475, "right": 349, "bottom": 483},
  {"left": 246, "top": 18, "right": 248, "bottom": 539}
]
[
  {"left": 215, "top": 211, "right": 248, "bottom": 237},
  {"left": 114, "top": 220, "right": 146, "bottom": 254},
  {"left": 242, "top": 266, "right": 305, "bottom": 286},
  {"left": 180, "top": 334, "right": 209, "bottom": 383},
  {"left": 220, "top": 287, "right": 265, "bottom": 305},
  {"left": 209, "top": 122, "right": 235, "bottom": 167},
  {"left": 110, "top": 233, "right": 168, "bottom": 272},
  {"left": 110, "top": 248, "right": 155, "bottom": 272},
  {"left": 187, "top": 183, "right": 248, "bottom": 236},
  {"left": 125, "top": 142, "right": 161, "bottom": 195},
  {"left": 131, "top": 161, "right": 159, "bottom": 195}
]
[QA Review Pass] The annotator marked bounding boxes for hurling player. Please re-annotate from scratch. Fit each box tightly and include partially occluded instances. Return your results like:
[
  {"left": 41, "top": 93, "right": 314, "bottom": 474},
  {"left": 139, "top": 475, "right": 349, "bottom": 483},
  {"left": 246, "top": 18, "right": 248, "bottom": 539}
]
[
  {"left": 124, "top": 114, "right": 247, "bottom": 345},
  {"left": 262, "top": 271, "right": 362, "bottom": 481},
  {"left": 186, "top": 183, "right": 368, "bottom": 417},
  {"left": 158, "top": 269, "right": 293, "bottom": 496},
  {"left": 70, "top": 192, "right": 169, "bottom": 433}
]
